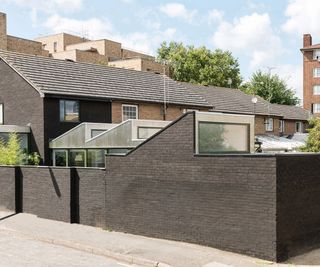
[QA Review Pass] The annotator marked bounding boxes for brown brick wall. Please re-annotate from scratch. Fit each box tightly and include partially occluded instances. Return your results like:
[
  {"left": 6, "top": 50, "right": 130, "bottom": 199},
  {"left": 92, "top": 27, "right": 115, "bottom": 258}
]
[
  {"left": 255, "top": 115, "right": 280, "bottom": 135},
  {"left": 303, "top": 47, "right": 320, "bottom": 116},
  {"left": 0, "top": 12, "right": 7, "bottom": 50},
  {"left": 7, "top": 35, "right": 43, "bottom": 55},
  {"left": 111, "top": 101, "right": 206, "bottom": 123}
]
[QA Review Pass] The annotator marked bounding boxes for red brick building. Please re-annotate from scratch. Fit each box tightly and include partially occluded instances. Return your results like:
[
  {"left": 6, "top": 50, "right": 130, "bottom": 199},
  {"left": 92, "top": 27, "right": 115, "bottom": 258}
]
[{"left": 301, "top": 34, "right": 320, "bottom": 116}]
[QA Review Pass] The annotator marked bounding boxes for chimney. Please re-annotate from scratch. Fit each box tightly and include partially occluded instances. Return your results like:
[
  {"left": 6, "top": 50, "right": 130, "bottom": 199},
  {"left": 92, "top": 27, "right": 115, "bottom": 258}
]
[
  {"left": 303, "top": 34, "right": 312, "bottom": 48},
  {"left": 0, "top": 12, "right": 7, "bottom": 50}
]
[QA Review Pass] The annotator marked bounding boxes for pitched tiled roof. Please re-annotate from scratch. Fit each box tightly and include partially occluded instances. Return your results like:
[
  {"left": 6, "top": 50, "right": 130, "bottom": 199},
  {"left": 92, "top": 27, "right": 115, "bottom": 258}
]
[
  {"left": 270, "top": 103, "right": 310, "bottom": 121},
  {"left": 183, "top": 83, "right": 280, "bottom": 116},
  {"left": 184, "top": 83, "right": 310, "bottom": 121},
  {"left": 0, "top": 50, "right": 211, "bottom": 108}
]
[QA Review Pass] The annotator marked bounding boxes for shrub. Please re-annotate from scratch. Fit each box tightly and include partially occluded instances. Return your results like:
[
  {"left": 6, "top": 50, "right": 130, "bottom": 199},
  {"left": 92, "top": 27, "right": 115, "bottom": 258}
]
[{"left": 299, "top": 117, "right": 320, "bottom": 152}]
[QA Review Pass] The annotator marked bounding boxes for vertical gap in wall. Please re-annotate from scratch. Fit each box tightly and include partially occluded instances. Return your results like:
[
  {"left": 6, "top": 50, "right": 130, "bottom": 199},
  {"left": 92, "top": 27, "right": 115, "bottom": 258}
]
[
  {"left": 14, "top": 166, "right": 23, "bottom": 213},
  {"left": 70, "top": 168, "right": 79, "bottom": 224}
]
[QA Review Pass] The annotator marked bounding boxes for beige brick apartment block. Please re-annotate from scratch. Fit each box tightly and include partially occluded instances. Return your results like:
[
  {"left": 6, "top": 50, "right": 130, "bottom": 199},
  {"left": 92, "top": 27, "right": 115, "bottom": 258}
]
[
  {"left": 35, "top": 33, "right": 88, "bottom": 54},
  {"left": 52, "top": 49, "right": 108, "bottom": 65},
  {"left": 7, "top": 36, "right": 43, "bottom": 55},
  {"left": 110, "top": 58, "right": 168, "bottom": 74},
  {"left": 0, "top": 12, "right": 7, "bottom": 50},
  {"left": 121, "top": 48, "right": 154, "bottom": 60},
  {"left": 66, "top": 39, "right": 122, "bottom": 60}
]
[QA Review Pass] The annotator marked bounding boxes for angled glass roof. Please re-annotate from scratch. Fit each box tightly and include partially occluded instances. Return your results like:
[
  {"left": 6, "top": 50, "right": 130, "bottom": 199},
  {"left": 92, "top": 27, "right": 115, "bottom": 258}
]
[{"left": 49, "top": 120, "right": 171, "bottom": 149}]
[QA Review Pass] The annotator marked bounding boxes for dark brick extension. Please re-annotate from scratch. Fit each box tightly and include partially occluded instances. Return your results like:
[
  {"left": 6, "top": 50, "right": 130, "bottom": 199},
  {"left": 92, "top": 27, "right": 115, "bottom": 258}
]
[{"left": 1, "top": 113, "right": 320, "bottom": 262}]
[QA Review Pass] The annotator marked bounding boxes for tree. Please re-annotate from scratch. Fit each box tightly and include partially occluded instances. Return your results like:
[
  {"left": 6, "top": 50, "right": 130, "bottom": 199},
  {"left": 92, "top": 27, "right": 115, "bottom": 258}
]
[
  {"left": 240, "top": 70, "right": 300, "bottom": 105},
  {"left": 156, "top": 41, "right": 242, "bottom": 88},
  {"left": 0, "top": 133, "right": 24, "bottom": 165},
  {"left": 299, "top": 118, "right": 320, "bottom": 152}
]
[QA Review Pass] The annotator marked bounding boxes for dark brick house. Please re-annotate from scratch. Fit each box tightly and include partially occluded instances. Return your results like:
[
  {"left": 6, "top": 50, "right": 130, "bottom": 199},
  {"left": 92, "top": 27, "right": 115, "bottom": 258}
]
[{"left": 0, "top": 50, "right": 211, "bottom": 164}]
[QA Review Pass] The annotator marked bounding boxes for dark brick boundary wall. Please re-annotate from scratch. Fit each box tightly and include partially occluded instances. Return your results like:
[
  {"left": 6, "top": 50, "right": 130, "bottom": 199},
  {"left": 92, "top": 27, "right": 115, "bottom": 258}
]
[
  {"left": 0, "top": 113, "right": 320, "bottom": 262},
  {"left": 0, "top": 166, "right": 106, "bottom": 224},
  {"left": 105, "top": 113, "right": 278, "bottom": 261}
]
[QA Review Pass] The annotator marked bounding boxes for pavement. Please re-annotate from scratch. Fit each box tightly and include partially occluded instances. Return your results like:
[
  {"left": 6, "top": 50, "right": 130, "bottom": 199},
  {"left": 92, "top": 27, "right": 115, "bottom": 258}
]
[{"left": 0, "top": 211, "right": 319, "bottom": 267}]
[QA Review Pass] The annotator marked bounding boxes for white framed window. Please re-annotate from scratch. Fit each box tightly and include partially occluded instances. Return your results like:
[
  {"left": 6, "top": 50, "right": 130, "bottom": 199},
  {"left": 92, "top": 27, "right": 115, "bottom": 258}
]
[
  {"left": 313, "top": 85, "right": 320, "bottom": 95},
  {"left": 313, "top": 68, "right": 320, "bottom": 78},
  {"left": 122, "top": 104, "right": 138, "bottom": 121},
  {"left": 279, "top": 120, "right": 285, "bottom": 133},
  {"left": 265, "top": 118, "right": 274, "bottom": 132},
  {"left": 313, "top": 49, "right": 320, "bottom": 60},
  {"left": 313, "top": 103, "right": 320, "bottom": 113},
  {"left": 0, "top": 104, "right": 3, "bottom": 125},
  {"left": 295, "top": 122, "right": 302, "bottom": 133},
  {"left": 183, "top": 108, "right": 200, "bottom": 113}
]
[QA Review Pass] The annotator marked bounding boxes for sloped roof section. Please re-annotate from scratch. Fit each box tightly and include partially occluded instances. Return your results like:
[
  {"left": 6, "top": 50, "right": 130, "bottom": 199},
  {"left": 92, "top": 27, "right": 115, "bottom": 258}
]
[
  {"left": 184, "top": 83, "right": 280, "bottom": 116},
  {"left": 270, "top": 103, "right": 310, "bottom": 121},
  {"left": 184, "top": 83, "right": 310, "bottom": 120},
  {"left": 0, "top": 50, "right": 211, "bottom": 108}
]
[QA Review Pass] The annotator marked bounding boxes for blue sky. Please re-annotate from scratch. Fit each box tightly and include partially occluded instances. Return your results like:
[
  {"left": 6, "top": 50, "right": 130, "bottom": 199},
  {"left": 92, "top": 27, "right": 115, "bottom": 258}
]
[{"left": 1, "top": 0, "right": 319, "bottom": 101}]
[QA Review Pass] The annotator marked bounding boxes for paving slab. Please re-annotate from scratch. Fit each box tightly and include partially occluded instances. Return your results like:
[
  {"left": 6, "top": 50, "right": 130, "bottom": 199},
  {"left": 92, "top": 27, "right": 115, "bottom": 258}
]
[{"left": 0, "top": 212, "right": 319, "bottom": 267}]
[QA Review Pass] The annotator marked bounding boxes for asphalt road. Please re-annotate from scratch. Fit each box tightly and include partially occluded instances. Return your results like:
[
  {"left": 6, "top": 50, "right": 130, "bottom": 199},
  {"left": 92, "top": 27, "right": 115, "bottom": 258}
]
[{"left": 0, "top": 231, "right": 132, "bottom": 267}]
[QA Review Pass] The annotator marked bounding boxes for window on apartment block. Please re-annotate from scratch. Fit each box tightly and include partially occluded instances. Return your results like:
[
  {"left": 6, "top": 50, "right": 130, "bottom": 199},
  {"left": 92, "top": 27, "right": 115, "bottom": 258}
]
[
  {"left": 279, "top": 120, "right": 285, "bottom": 133},
  {"left": 59, "top": 100, "right": 79, "bottom": 122},
  {"left": 265, "top": 118, "right": 273, "bottom": 132},
  {"left": 313, "top": 103, "right": 320, "bottom": 113},
  {"left": 313, "top": 68, "right": 320, "bottom": 78},
  {"left": 0, "top": 104, "right": 3, "bottom": 125},
  {"left": 122, "top": 104, "right": 138, "bottom": 121},
  {"left": 295, "top": 122, "right": 302, "bottom": 133},
  {"left": 314, "top": 49, "right": 320, "bottom": 60},
  {"left": 313, "top": 85, "right": 320, "bottom": 95},
  {"left": 53, "top": 42, "right": 57, "bottom": 52}
]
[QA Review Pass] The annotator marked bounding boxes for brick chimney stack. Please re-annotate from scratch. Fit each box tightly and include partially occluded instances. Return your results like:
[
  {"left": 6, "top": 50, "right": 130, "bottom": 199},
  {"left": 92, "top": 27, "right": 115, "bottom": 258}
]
[
  {"left": 0, "top": 12, "right": 7, "bottom": 50},
  {"left": 303, "top": 34, "right": 312, "bottom": 48}
]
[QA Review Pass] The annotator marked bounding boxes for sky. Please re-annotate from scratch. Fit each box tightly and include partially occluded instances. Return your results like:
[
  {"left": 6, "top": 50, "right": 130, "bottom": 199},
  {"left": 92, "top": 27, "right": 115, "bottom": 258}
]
[{"left": 1, "top": 0, "right": 319, "bottom": 101}]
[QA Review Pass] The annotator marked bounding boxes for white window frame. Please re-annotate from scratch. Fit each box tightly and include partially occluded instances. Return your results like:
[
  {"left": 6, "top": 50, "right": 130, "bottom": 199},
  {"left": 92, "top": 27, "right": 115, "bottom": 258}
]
[
  {"left": 122, "top": 104, "right": 138, "bottom": 121},
  {"left": 0, "top": 103, "right": 3, "bottom": 125},
  {"left": 295, "top": 122, "right": 302, "bottom": 133},
  {"left": 314, "top": 68, "right": 320, "bottom": 78},
  {"left": 313, "top": 103, "right": 320, "bottom": 113},
  {"left": 313, "top": 85, "right": 320, "bottom": 95},
  {"left": 265, "top": 118, "right": 274, "bottom": 132},
  {"left": 313, "top": 49, "right": 320, "bottom": 60},
  {"left": 279, "top": 120, "right": 285, "bottom": 133}
]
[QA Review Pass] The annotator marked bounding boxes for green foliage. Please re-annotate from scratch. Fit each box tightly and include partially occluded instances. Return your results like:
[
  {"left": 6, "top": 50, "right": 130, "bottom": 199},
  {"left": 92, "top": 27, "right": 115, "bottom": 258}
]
[
  {"left": 156, "top": 41, "right": 242, "bottom": 88},
  {"left": 0, "top": 133, "right": 24, "bottom": 165},
  {"left": 27, "top": 152, "right": 41, "bottom": 166},
  {"left": 240, "top": 70, "right": 300, "bottom": 105},
  {"left": 299, "top": 117, "right": 320, "bottom": 152}
]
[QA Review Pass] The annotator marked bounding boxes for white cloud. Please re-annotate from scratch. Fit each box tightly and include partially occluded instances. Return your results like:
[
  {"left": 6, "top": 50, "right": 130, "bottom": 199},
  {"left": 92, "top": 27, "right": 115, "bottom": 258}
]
[
  {"left": 43, "top": 14, "right": 177, "bottom": 55},
  {"left": 44, "top": 15, "right": 113, "bottom": 39},
  {"left": 159, "top": 3, "right": 197, "bottom": 23},
  {"left": 211, "top": 13, "right": 283, "bottom": 69},
  {"left": 277, "top": 64, "right": 303, "bottom": 101},
  {"left": 1, "top": 0, "right": 83, "bottom": 13},
  {"left": 207, "top": 9, "right": 224, "bottom": 24},
  {"left": 282, "top": 0, "right": 320, "bottom": 36}
]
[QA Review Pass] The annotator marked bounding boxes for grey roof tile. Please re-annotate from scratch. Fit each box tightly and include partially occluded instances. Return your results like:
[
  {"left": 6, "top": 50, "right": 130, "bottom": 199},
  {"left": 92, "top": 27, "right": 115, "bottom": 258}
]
[
  {"left": 184, "top": 83, "right": 310, "bottom": 121},
  {"left": 0, "top": 50, "right": 211, "bottom": 108}
]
